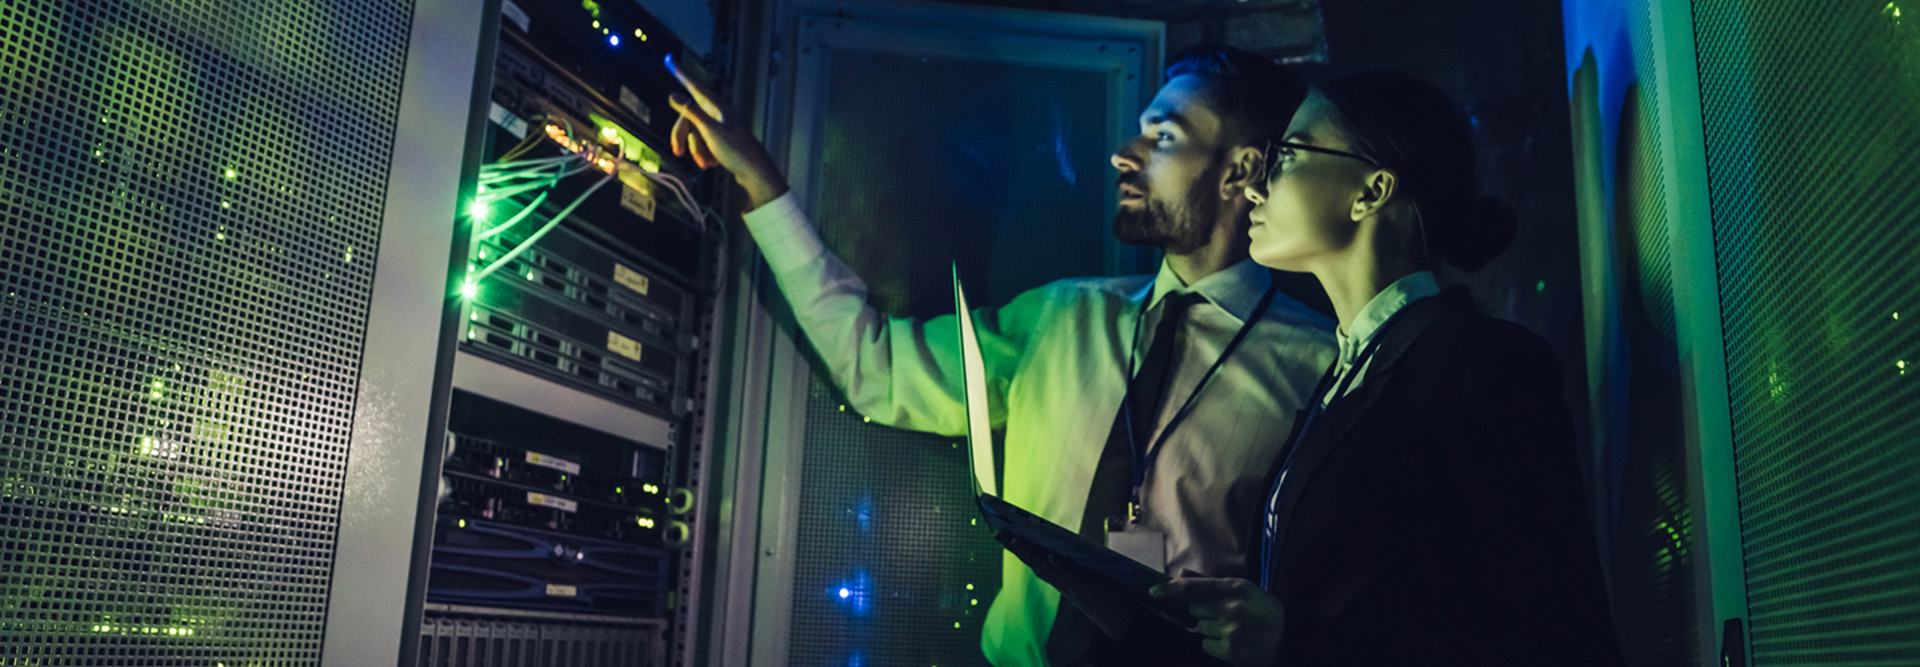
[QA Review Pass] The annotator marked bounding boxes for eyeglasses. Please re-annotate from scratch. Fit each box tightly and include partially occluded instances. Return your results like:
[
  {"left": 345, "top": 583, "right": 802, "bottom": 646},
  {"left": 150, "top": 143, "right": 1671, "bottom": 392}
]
[{"left": 1254, "top": 140, "right": 1380, "bottom": 196}]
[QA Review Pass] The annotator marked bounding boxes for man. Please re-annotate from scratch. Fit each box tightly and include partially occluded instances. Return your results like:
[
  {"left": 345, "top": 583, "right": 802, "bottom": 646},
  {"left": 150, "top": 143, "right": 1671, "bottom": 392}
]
[{"left": 666, "top": 47, "right": 1335, "bottom": 666}]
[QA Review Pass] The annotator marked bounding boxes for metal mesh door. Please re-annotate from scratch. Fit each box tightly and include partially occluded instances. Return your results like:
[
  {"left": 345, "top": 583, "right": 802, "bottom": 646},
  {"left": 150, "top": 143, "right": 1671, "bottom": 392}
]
[
  {"left": 0, "top": 0, "right": 413, "bottom": 663},
  {"left": 1692, "top": 0, "right": 1920, "bottom": 663},
  {"left": 1567, "top": 5, "right": 1700, "bottom": 662}
]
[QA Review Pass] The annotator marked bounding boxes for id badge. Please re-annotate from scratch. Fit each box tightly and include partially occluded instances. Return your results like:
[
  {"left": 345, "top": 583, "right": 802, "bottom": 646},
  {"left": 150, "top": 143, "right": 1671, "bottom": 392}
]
[{"left": 1107, "top": 529, "right": 1167, "bottom": 572}]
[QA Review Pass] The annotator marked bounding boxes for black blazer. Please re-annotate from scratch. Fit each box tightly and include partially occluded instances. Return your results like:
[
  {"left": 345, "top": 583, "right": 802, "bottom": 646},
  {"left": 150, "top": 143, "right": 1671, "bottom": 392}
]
[{"left": 1249, "top": 287, "right": 1624, "bottom": 666}]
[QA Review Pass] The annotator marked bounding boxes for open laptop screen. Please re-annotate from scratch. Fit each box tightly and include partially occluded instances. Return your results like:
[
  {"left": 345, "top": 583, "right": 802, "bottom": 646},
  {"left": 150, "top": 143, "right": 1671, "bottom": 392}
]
[{"left": 953, "top": 264, "right": 997, "bottom": 498}]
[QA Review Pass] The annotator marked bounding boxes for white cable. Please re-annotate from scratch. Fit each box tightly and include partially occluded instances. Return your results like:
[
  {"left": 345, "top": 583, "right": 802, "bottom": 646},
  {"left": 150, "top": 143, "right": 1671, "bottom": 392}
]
[
  {"left": 470, "top": 174, "right": 615, "bottom": 283},
  {"left": 476, "top": 190, "right": 551, "bottom": 241},
  {"left": 640, "top": 170, "right": 707, "bottom": 229},
  {"left": 477, "top": 179, "right": 554, "bottom": 203},
  {"left": 485, "top": 155, "right": 575, "bottom": 171},
  {"left": 480, "top": 157, "right": 584, "bottom": 186},
  {"left": 479, "top": 161, "right": 592, "bottom": 202}
]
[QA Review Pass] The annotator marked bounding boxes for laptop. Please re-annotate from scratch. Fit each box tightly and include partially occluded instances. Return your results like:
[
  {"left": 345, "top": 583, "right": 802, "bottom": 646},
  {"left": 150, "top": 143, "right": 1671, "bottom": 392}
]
[{"left": 952, "top": 265, "right": 1195, "bottom": 630}]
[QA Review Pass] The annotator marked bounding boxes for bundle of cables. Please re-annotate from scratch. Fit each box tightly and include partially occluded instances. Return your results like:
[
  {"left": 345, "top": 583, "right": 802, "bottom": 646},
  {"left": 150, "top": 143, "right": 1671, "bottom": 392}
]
[
  {"left": 466, "top": 152, "right": 611, "bottom": 286},
  {"left": 464, "top": 120, "right": 717, "bottom": 294}
]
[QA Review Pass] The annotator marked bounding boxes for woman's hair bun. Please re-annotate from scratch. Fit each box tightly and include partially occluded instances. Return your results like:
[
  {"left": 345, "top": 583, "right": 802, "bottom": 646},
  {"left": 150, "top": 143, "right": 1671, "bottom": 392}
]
[{"left": 1442, "top": 196, "right": 1518, "bottom": 272}]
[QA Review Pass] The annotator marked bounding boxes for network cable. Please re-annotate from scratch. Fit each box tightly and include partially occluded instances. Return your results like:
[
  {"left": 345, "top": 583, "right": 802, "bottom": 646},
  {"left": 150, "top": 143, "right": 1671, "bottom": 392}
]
[{"left": 469, "top": 173, "right": 616, "bottom": 284}]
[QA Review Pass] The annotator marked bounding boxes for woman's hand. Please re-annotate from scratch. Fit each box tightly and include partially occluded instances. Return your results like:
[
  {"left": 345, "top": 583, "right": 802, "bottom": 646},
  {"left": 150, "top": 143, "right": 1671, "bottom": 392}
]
[
  {"left": 664, "top": 54, "right": 790, "bottom": 208},
  {"left": 1153, "top": 576, "right": 1285, "bottom": 666}
]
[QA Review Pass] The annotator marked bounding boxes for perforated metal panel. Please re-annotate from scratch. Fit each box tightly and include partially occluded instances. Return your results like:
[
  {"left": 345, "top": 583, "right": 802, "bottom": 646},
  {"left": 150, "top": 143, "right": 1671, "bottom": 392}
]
[
  {"left": 1604, "top": 21, "right": 1698, "bottom": 664},
  {"left": 786, "top": 47, "right": 1121, "bottom": 667},
  {"left": 1566, "top": 3, "right": 1698, "bottom": 662},
  {"left": 1693, "top": 0, "right": 1920, "bottom": 663},
  {"left": 0, "top": 0, "right": 413, "bottom": 662}
]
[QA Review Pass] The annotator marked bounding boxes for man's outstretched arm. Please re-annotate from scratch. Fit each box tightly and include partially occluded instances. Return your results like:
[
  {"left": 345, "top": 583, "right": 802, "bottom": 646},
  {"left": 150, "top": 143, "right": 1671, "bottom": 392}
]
[{"left": 666, "top": 55, "right": 1033, "bottom": 434}]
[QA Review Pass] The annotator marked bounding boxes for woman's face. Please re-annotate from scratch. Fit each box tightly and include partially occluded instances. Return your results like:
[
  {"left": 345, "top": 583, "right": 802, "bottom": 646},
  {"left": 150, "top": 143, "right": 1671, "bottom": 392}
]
[{"left": 1245, "top": 93, "right": 1374, "bottom": 273}]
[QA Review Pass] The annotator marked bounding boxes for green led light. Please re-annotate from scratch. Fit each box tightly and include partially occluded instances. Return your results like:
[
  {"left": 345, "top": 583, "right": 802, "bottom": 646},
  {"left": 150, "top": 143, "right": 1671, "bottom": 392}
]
[
  {"left": 965, "top": 583, "right": 974, "bottom": 590},
  {"left": 220, "top": 200, "right": 231, "bottom": 209},
  {"left": 215, "top": 232, "right": 225, "bottom": 240},
  {"left": 469, "top": 200, "right": 490, "bottom": 220},
  {"left": 461, "top": 279, "right": 478, "bottom": 301},
  {"left": 616, "top": 486, "right": 624, "bottom": 493},
  {"left": 1535, "top": 280, "right": 1546, "bottom": 293},
  {"left": 223, "top": 169, "right": 236, "bottom": 179},
  {"left": 970, "top": 598, "right": 978, "bottom": 606},
  {"left": 601, "top": 126, "right": 619, "bottom": 141},
  {"left": 592, "top": 19, "right": 600, "bottom": 28},
  {"left": 458, "top": 519, "right": 467, "bottom": 528}
]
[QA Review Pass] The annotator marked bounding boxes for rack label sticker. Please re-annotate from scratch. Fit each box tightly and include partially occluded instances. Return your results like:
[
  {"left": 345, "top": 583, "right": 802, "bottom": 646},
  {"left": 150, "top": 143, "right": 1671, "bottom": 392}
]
[
  {"left": 525, "top": 451, "right": 581, "bottom": 475},
  {"left": 488, "top": 102, "right": 528, "bottom": 139},
  {"left": 545, "top": 583, "right": 578, "bottom": 597},
  {"left": 620, "top": 181, "right": 657, "bottom": 221},
  {"left": 526, "top": 492, "right": 578, "bottom": 513},
  {"left": 613, "top": 264, "right": 651, "bottom": 296},
  {"left": 619, "top": 86, "right": 650, "bottom": 124},
  {"left": 607, "top": 331, "right": 644, "bottom": 362}
]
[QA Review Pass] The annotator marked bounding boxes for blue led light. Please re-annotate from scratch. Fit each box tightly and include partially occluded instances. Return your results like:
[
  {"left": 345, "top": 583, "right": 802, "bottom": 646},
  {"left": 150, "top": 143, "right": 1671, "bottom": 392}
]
[
  {"left": 833, "top": 570, "right": 872, "bottom": 615},
  {"left": 609, "top": 35, "right": 620, "bottom": 46}
]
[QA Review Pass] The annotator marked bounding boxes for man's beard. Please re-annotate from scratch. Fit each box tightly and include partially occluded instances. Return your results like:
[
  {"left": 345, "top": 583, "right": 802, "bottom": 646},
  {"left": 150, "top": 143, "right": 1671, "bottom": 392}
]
[{"left": 1110, "top": 167, "right": 1222, "bottom": 255}]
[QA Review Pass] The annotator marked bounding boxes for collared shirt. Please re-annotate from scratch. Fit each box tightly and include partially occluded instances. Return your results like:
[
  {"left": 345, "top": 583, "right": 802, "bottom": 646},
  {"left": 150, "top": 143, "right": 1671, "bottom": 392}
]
[
  {"left": 1321, "top": 271, "right": 1440, "bottom": 406},
  {"left": 744, "top": 192, "right": 1336, "bottom": 667},
  {"left": 1262, "top": 271, "right": 1440, "bottom": 590}
]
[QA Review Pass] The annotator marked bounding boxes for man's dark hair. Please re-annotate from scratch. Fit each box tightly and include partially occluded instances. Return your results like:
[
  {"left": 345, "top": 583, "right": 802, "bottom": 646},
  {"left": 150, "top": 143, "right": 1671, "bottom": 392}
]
[{"left": 1164, "top": 46, "right": 1307, "bottom": 149}]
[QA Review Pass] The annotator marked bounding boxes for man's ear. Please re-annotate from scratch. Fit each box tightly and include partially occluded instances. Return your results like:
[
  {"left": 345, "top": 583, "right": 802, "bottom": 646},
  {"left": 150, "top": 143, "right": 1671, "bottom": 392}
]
[
  {"left": 1220, "top": 144, "right": 1265, "bottom": 201},
  {"left": 1350, "top": 168, "right": 1401, "bottom": 221}
]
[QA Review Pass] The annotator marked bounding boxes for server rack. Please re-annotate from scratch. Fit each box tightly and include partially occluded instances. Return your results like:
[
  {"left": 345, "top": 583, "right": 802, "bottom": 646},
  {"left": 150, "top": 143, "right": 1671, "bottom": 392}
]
[{"left": 416, "top": 1, "right": 725, "bottom": 664}]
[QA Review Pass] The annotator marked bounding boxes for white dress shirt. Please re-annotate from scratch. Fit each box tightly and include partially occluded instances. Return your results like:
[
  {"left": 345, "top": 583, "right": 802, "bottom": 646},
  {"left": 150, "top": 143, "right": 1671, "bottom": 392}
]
[
  {"left": 744, "top": 192, "right": 1335, "bottom": 666},
  {"left": 1321, "top": 271, "right": 1440, "bottom": 405}
]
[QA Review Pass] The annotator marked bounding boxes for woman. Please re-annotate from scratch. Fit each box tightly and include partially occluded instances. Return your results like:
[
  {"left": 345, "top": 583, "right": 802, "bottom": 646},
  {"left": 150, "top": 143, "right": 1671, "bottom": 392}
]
[{"left": 1152, "top": 71, "right": 1624, "bottom": 666}]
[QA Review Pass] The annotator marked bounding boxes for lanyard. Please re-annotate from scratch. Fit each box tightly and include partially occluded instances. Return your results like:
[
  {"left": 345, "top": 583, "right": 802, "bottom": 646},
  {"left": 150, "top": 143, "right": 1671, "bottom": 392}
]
[
  {"left": 1259, "top": 308, "right": 1407, "bottom": 588},
  {"left": 1119, "top": 278, "right": 1280, "bottom": 523}
]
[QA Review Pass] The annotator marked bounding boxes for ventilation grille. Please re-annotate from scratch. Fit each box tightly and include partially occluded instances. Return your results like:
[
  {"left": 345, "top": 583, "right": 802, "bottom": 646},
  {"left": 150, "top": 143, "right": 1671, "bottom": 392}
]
[
  {"left": 1694, "top": 0, "right": 1920, "bottom": 663},
  {"left": 0, "top": 0, "right": 412, "bottom": 662}
]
